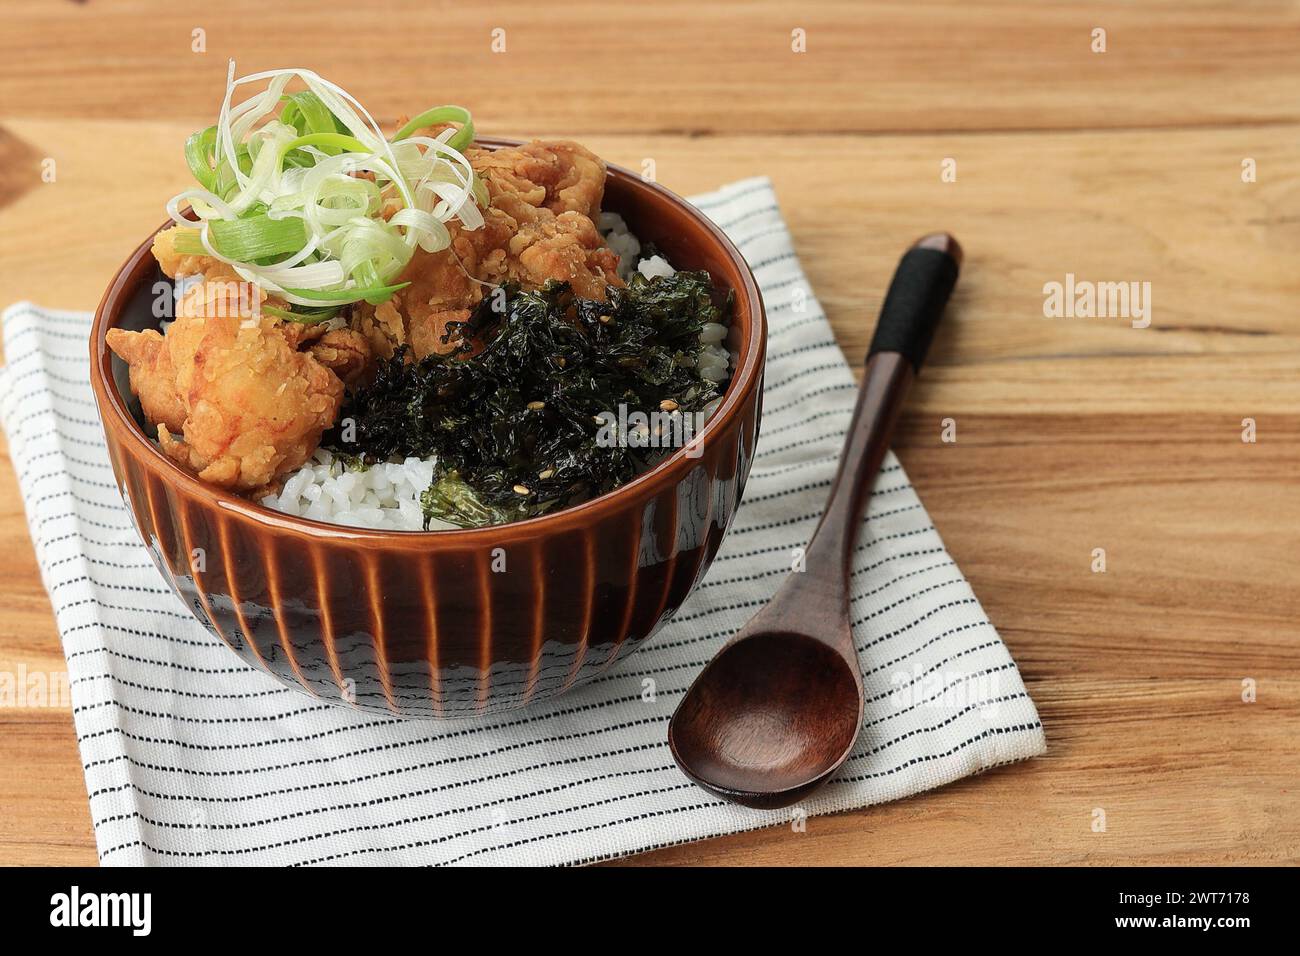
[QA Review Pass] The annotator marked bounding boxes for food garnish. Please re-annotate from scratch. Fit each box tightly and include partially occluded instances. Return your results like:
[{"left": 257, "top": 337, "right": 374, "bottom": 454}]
[
  {"left": 333, "top": 272, "right": 731, "bottom": 528},
  {"left": 167, "top": 63, "right": 486, "bottom": 317}
]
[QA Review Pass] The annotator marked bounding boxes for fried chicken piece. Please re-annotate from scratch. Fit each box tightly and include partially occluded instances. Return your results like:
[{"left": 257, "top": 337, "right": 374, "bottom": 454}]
[
  {"left": 351, "top": 206, "right": 518, "bottom": 361},
  {"left": 307, "top": 328, "right": 372, "bottom": 386},
  {"left": 352, "top": 139, "right": 622, "bottom": 361},
  {"left": 109, "top": 231, "right": 264, "bottom": 437},
  {"left": 104, "top": 327, "right": 187, "bottom": 435},
  {"left": 108, "top": 279, "right": 345, "bottom": 492},
  {"left": 469, "top": 139, "right": 607, "bottom": 221},
  {"left": 352, "top": 298, "right": 410, "bottom": 363},
  {"left": 510, "top": 211, "right": 621, "bottom": 300}
]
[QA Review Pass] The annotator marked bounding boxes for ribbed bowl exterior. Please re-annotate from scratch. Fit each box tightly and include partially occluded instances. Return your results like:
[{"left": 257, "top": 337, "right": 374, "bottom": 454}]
[
  {"left": 91, "top": 148, "right": 766, "bottom": 718},
  {"left": 100, "top": 392, "right": 760, "bottom": 717}
]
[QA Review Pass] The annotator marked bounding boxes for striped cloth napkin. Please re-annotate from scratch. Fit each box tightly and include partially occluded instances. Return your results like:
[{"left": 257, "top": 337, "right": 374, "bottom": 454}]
[{"left": 0, "top": 178, "right": 1045, "bottom": 866}]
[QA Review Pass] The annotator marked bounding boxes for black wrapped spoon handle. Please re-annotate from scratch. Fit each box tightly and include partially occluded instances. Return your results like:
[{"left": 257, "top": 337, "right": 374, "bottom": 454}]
[{"left": 868, "top": 233, "right": 962, "bottom": 371}]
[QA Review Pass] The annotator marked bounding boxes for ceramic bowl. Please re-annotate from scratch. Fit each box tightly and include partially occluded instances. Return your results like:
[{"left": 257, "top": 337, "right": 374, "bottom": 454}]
[{"left": 89, "top": 142, "right": 766, "bottom": 717}]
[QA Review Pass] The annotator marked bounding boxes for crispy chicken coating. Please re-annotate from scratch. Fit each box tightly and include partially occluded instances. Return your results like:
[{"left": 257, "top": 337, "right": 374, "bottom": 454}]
[
  {"left": 105, "top": 326, "right": 186, "bottom": 435},
  {"left": 510, "top": 210, "right": 617, "bottom": 300},
  {"left": 352, "top": 139, "right": 622, "bottom": 361},
  {"left": 108, "top": 279, "right": 349, "bottom": 492},
  {"left": 305, "top": 328, "right": 373, "bottom": 386},
  {"left": 470, "top": 139, "right": 607, "bottom": 221}
]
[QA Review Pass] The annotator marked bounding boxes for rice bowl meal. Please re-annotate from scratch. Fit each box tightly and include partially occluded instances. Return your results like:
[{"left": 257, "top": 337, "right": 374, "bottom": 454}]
[
  {"left": 90, "top": 64, "right": 764, "bottom": 718},
  {"left": 108, "top": 64, "right": 735, "bottom": 531}
]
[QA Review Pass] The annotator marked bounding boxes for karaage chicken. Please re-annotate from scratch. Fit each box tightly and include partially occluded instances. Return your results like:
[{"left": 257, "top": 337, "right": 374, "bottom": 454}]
[
  {"left": 107, "top": 277, "right": 353, "bottom": 492},
  {"left": 352, "top": 139, "right": 623, "bottom": 360}
]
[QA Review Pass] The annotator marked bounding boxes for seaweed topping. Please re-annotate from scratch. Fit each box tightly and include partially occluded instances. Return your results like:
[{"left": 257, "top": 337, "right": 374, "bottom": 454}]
[{"left": 329, "top": 271, "right": 732, "bottom": 528}]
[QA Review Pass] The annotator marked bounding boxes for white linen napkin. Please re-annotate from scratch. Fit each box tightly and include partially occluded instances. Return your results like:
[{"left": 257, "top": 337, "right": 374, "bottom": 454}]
[{"left": 0, "top": 178, "right": 1045, "bottom": 866}]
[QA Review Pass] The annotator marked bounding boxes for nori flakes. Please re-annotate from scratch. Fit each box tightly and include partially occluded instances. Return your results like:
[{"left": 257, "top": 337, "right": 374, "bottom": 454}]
[{"left": 328, "top": 271, "right": 732, "bottom": 528}]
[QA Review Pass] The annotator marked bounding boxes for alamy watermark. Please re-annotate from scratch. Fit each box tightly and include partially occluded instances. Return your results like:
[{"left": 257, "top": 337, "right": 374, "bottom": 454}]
[
  {"left": 152, "top": 277, "right": 262, "bottom": 321},
  {"left": 49, "top": 886, "right": 151, "bottom": 936},
  {"left": 0, "top": 664, "right": 70, "bottom": 708},
  {"left": 1043, "top": 273, "right": 1151, "bottom": 329},
  {"left": 594, "top": 403, "right": 707, "bottom": 458},
  {"left": 889, "top": 666, "right": 1002, "bottom": 716}
]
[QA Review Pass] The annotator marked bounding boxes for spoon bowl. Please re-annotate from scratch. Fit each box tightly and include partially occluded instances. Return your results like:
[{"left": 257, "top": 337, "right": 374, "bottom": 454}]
[{"left": 669, "top": 629, "right": 862, "bottom": 808}]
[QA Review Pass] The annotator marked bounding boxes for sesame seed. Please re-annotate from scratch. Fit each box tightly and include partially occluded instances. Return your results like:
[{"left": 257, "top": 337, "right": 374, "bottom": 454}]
[
  {"left": 526, "top": 400, "right": 545, "bottom": 410},
  {"left": 513, "top": 484, "right": 530, "bottom": 496},
  {"left": 659, "top": 399, "right": 679, "bottom": 412},
  {"left": 538, "top": 468, "right": 555, "bottom": 480},
  {"left": 598, "top": 314, "right": 612, "bottom": 324}
]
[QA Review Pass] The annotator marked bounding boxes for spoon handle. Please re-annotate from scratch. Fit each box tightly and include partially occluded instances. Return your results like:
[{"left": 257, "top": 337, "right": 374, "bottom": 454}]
[{"left": 802, "top": 234, "right": 961, "bottom": 581}]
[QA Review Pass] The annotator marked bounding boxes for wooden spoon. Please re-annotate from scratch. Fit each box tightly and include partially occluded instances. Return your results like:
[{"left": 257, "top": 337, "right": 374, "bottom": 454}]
[{"left": 668, "top": 233, "right": 963, "bottom": 809}]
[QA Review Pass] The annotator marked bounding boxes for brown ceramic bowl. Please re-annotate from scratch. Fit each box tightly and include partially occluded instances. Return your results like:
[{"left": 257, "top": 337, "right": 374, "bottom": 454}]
[{"left": 89, "top": 140, "right": 766, "bottom": 718}]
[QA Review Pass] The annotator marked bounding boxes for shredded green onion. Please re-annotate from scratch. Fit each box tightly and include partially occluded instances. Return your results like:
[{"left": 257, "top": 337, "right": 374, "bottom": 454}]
[
  {"left": 226, "top": 215, "right": 309, "bottom": 259},
  {"left": 284, "top": 281, "right": 410, "bottom": 307},
  {"left": 183, "top": 127, "right": 220, "bottom": 192},
  {"left": 393, "top": 105, "right": 474, "bottom": 151},
  {"left": 278, "top": 131, "right": 370, "bottom": 158},
  {"left": 165, "top": 62, "right": 485, "bottom": 309},
  {"left": 170, "top": 229, "right": 204, "bottom": 257},
  {"left": 170, "top": 215, "right": 309, "bottom": 261},
  {"left": 261, "top": 303, "right": 342, "bottom": 324},
  {"left": 279, "top": 91, "right": 342, "bottom": 138}
]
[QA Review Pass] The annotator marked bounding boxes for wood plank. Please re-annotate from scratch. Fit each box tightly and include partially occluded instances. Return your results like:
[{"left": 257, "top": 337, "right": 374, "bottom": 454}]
[
  {"left": 899, "top": 413, "right": 1300, "bottom": 675},
  {"left": 0, "top": 709, "right": 96, "bottom": 866},
  {"left": 0, "top": 1, "right": 1296, "bottom": 133},
  {"left": 616, "top": 680, "right": 1300, "bottom": 866}
]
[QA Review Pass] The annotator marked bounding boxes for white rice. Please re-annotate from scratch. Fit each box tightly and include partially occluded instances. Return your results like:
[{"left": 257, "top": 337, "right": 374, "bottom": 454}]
[
  {"left": 600, "top": 213, "right": 731, "bottom": 380},
  {"left": 263, "top": 218, "right": 734, "bottom": 530},
  {"left": 261, "top": 449, "right": 459, "bottom": 531},
  {"left": 598, "top": 211, "right": 641, "bottom": 279}
]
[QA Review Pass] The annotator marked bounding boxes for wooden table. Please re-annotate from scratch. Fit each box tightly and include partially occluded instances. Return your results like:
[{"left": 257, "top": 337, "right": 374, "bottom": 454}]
[{"left": 1, "top": 1, "right": 1296, "bottom": 866}]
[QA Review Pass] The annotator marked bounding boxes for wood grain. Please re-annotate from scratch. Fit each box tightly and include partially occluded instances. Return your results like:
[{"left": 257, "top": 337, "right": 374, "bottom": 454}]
[
  {"left": 0, "top": 0, "right": 1297, "bottom": 867},
  {"left": 1, "top": 1, "right": 1297, "bottom": 133},
  {"left": 620, "top": 680, "right": 1300, "bottom": 866}
]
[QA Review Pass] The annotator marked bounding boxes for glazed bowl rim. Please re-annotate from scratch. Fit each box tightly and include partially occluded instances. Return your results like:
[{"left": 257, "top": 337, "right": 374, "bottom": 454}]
[{"left": 90, "top": 140, "right": 767, "bottom": 542}]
